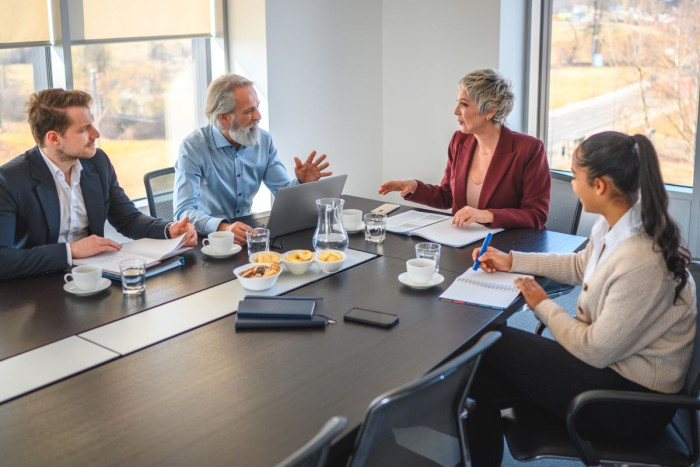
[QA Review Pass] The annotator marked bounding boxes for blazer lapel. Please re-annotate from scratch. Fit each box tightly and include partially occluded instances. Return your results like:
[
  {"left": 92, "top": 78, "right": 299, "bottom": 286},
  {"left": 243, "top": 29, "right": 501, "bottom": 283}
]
[
  {"left": 28, "top": 148, "right": 61, "bottom": 243},
  {"left": 479, "top": 127, "right": 516, "bottom": 208},
  {"left": 79, "top": 160, "right": 105, "bottom": 237}
]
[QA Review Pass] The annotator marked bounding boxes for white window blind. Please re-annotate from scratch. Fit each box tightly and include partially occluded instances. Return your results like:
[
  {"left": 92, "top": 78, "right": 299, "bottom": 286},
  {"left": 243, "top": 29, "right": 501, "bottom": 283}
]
[
  {"left": 68, "top": 0, "right": 212, "bottom": 42},
  {"left": 0, "top": 0, "right": 51, "bottom": 45}
]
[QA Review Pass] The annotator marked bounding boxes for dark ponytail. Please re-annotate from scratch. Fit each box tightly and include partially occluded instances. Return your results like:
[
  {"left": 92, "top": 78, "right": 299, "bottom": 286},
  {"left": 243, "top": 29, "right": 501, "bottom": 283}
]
[{"left": 578, "top": 131, "right": 690, "bottom": 303}]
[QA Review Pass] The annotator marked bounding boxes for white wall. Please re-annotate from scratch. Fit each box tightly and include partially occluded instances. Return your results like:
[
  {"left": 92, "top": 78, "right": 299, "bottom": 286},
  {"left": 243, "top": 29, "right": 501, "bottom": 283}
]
[
  {"left": 266, "top": 0, "right": 383, "bottom": 200},
  {"left": 381, "top": 0, "right": 501, "bottom": 209},
  {"left": 266, "top": 0, "right": 506, "bottom": 204}
]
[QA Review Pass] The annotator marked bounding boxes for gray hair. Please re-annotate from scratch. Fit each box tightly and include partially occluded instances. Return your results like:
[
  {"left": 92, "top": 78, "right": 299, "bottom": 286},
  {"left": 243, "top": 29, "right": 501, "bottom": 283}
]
[
  {"left": 459, "top": 69, "right": 514, "bottom": 128},
  {"left": 205, "top": 74, "right": 255, "bottom": 130}
]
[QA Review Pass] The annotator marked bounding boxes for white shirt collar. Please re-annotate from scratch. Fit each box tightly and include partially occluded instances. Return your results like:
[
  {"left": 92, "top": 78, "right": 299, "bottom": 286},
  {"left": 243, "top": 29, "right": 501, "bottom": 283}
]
[
  {"left": 38, "top": 147, "right": 82, "bottom": 185},
  {"left": 583, "top": 197, "right": 643, "bottom": 282}
]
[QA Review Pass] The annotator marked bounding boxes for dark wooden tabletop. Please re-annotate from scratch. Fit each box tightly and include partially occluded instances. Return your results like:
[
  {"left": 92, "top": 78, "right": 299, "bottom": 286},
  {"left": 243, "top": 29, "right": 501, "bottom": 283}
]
[
  {"left": 0, "top": 198, "right": 585, "bottom": 361},
  {"left": 0, "top": 196, "right": 587, "bottom": 466},
  {"left": 0, "top": 256, "right": 500, "bottom": 466}
]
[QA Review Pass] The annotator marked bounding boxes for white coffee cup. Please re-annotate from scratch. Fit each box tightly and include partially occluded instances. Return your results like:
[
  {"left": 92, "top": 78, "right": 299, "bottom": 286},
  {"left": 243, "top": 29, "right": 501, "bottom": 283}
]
[
  {"left": 64, "top": 265, "right": 102, "bottom": 291},
  {"left": 203, "top": 231, "right": 235, "bottom": 254},
  {"left": 406, "top": 258, "right": 436, "bottom": 284},
  {"left": 342, "top": 209, "right": 363, "bottom": 230}
]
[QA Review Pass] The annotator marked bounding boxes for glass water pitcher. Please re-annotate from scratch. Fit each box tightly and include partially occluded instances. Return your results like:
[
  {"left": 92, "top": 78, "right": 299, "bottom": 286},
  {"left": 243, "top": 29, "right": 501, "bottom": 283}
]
[{"left": 312, "top": 198, "right": 349, "bottom": 251}]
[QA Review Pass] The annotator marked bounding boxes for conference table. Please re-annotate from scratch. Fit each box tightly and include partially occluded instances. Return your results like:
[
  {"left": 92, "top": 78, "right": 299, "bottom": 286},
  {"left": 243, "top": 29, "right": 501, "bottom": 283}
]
[{"left": 0, "top": 195, "right": 586, "bottom": 466}]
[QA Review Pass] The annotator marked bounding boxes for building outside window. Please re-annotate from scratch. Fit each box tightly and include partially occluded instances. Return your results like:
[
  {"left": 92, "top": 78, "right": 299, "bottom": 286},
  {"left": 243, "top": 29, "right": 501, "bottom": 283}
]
[{"left": 545, "top": 0, "right": 699, "bottom": 188}]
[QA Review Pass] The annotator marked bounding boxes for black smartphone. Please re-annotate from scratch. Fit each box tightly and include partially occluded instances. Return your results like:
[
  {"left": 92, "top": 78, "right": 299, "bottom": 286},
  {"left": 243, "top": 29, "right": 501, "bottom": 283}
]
[{"left": 344, "top": 308, "right": 399, "bottom": 328}]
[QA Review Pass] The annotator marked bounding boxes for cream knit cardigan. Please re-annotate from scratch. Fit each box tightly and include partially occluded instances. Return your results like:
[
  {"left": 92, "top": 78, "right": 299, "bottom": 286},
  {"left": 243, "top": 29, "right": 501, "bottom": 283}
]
[{"left": 511, "top": 233, "right": 696, "bottom": 393}]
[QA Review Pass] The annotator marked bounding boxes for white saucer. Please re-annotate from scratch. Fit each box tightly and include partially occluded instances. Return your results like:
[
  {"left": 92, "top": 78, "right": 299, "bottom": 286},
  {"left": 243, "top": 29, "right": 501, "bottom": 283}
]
[
  {"left": 398, "top": 272, "right": 444, "bottom": 289},
  {"left": 344, "top": 222, "right": 365, "bottom": 234},
  {"left": 202, "top": 244, "right": 242, "bottom": 258},
  {"left": 64, "top": 278, "right": 111, "bottom": 296}
]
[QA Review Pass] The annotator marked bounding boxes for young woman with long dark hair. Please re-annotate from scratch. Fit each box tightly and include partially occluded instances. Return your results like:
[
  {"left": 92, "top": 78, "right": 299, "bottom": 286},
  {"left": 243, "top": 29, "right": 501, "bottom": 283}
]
[{"left": 466, "top": 131, "right": 697, "bottom": 466}]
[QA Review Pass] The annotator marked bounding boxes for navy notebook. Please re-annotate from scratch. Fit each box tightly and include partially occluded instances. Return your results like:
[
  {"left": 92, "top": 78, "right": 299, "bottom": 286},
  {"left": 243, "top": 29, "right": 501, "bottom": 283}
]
[
  {"left": 237, "top": 296, "right": 316, "bottom": 319},
  {"left": 235, "top": 315, "right": 327, "bottom": 329}
]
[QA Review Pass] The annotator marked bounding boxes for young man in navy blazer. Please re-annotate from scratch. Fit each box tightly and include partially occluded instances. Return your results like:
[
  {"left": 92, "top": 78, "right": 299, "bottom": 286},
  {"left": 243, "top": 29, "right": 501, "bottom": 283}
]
[{"left": 0, "top": 89, "right": 197, "bottom": 280}]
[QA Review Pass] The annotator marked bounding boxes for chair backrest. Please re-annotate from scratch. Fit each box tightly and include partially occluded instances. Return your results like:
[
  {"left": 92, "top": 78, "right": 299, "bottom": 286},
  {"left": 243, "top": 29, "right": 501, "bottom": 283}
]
[
  {"left": 143, "top": 167, "right": 176, "bottom": 220},
  {"left": 348, "top": 331, "right": 501, "bottom": 467},
  {"left": 275, "top": 416, "right": 347, "bottom": 467},
  {"left": 545, "top": 171, "right": 582, "bottom": 235},
  {"left": 683, "top": 261, "right": 700, "bottom": 396}
]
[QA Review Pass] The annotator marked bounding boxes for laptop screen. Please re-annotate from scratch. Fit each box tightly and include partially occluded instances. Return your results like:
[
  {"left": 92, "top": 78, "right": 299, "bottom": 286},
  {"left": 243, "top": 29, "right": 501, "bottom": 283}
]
[{"left": 266, "top": 174, "right": 348, "bottom": 238}]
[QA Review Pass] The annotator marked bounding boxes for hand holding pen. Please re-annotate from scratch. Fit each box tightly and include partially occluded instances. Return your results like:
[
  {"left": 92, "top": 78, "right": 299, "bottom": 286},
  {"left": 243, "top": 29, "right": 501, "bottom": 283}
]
[{"left": 471, "top": 237, "right": 513, "bottom": 273}]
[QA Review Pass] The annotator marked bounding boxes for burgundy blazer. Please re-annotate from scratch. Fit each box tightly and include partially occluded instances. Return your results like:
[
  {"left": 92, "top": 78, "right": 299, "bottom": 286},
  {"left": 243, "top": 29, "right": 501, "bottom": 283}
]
[{"left": 409, "top": 126, "right": 550, "bottom": 229}]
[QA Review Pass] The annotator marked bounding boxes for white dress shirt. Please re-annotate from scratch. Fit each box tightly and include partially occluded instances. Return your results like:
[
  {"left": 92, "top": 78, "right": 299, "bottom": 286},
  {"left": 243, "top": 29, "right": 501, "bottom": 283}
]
[
  {"left": 39, "top": 149, "right": 89, "bottom": 263},
  {"left": 583, "top": 197, "right": 643, "bottom": 283}
]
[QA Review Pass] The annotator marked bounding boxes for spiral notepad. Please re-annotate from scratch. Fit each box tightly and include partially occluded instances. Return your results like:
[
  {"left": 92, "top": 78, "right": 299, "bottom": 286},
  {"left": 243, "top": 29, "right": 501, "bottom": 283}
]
[{"left": 440, "top": 269, "right": 534, "bottom": 310}]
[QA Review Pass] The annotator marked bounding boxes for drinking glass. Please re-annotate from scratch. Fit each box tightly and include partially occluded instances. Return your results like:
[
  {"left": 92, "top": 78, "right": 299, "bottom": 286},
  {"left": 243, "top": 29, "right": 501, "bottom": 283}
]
[
  {"left": 120, "top": 258, "right": 146, "bottom": 295},
  {"left": 415, "top": 242, "right": 441, "bottom": 273},
  {"left": 364, "top": 213, "right": 387, "bottom": 243},
  {"left": 247, "top": 227, "right": 270, "bottom": 257}
]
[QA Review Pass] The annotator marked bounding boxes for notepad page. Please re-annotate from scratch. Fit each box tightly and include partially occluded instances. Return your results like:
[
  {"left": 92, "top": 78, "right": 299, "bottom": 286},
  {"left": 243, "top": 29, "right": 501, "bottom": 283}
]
[
  {"left": 411, "top": 220, "right": 503, "bottom": 248},
  {"left": 440, "top": 269, "right": 533, "bottom": 309}
]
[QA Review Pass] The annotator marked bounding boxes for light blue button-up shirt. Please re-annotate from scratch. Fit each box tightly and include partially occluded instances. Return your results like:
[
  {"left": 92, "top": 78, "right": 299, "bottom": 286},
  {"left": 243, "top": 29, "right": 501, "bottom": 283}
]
[{"left": 174, "top": 125, "right": 299, "bottom": 234}]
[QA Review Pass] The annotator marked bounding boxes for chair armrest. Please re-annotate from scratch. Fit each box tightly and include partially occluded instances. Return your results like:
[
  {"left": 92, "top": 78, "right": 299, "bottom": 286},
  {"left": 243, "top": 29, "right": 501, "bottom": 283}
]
[{"left": 565, "top": 389, "right": 700, "bottom": 466}]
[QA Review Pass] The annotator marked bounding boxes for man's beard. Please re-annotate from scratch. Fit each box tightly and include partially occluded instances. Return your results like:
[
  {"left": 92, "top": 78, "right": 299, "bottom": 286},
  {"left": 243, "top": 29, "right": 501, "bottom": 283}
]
[{"left": 228, "top": 119, "right": 261, "bottom": 147}]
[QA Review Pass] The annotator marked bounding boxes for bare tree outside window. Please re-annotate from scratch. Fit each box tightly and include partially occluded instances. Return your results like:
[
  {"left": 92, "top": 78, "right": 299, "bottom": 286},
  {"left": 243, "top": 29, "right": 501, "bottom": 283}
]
[{"left": 548, "top": 0, "right": 699, "bottom": 187}]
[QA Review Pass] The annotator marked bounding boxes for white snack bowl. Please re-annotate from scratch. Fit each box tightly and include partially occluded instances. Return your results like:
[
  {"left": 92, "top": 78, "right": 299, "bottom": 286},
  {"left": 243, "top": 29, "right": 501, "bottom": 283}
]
[
  {"left": 280, "top": 250, "right": 315, "bottom": 275},
  {"left": 233, "top": 263, "right": 282, "bottom": 291},
  {"left": 314, "top": 250, "right": 346, "bottom": 273},
  {"left": 249, "top": 251, "right": 282, "bottom": 263}
]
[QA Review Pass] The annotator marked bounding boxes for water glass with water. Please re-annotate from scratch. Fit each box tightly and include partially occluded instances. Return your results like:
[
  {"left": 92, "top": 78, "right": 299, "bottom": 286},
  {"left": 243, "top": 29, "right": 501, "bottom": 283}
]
[
  {"left": 247, "top": 227, "right": 270, "bottom": 257},
  {"left": 120, "top": 258, "right": 146, "bottom": 295},
  {"left": 415, "top": 242, "right": 441, "bottom": 273},
  {"left": 364, "top": 213, "right": 387, "bottom": 243}
]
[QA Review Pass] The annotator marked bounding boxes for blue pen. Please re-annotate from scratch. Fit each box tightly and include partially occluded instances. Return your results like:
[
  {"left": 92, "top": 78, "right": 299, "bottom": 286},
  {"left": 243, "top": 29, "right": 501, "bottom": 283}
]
[{"left": 472, "top": 232, "right": 493, "bottom": 271}]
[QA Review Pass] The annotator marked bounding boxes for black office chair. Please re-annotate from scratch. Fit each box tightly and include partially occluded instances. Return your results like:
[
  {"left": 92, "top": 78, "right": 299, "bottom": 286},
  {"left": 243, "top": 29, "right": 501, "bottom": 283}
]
[
  {"left": 143, "top": 167, "right": 176, "bottom": 220},
  {"left": 348, "top": 331, "right": 501, "bottom": 467},
  {"left": 275, "top": 416, "right": 347, "bottom": 467},
  {"left": 546, "top": 170, "right": 582, "bottom": 235},
  {"left": 502, "top": 261, "right": 700, "bottom": 467}
]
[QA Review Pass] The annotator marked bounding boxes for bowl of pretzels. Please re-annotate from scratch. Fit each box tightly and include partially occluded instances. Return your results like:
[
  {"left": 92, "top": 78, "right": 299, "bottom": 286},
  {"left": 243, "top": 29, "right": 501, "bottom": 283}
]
[{"left": 233, "top": 262, "right": 282, "bottom": 291}]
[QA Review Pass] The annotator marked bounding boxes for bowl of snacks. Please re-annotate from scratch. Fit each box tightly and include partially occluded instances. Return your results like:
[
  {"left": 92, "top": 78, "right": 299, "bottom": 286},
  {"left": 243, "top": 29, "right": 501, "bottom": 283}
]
[
  {"left": 249, "top": 251, "right": 282, "bottom": 263},
  {"left": 315, "top": 249, "right": 346, "bottom": 273},
  {"left": 281, "top": 249, "right": 315, "bottom": 275},
  {"left": 234, "top": 262, "right": 282, "bottom": 291}
]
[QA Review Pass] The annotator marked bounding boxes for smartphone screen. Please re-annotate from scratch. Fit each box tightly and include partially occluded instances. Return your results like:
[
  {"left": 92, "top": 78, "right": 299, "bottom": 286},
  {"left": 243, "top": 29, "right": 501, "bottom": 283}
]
[{"left": 344, "top": 308, "right": 399, "bottom": 328}]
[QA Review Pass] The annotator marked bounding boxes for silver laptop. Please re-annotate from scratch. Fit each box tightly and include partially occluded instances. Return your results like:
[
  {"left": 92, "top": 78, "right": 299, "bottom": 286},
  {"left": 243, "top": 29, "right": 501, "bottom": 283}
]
[{"left": 266, "top": 174, "right": 348, "bottom": 238}]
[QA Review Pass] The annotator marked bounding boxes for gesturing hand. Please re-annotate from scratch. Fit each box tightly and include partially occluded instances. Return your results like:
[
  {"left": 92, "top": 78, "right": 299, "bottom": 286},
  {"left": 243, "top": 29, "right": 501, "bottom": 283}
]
[
  {"left": 378, "top": 179, "right": 418, "bottom": 198},
  {"left": 70, "top": 235, "right": 122, "bottom": 259},
  {"left": 294, "top": 150, "right": 332, "bottom": 183}
]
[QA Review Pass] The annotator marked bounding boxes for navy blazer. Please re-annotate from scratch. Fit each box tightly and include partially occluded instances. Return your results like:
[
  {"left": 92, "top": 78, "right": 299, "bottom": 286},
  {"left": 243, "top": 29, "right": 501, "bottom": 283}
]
[{"left": 0, "top": 147, "right": 169, "bottom": 280}]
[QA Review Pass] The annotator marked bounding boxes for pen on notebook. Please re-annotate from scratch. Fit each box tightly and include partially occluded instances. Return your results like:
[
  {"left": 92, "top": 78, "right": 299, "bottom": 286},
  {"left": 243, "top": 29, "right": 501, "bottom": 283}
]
[{"left": 472, "top": 232, "right": 493, "bottom": 271}]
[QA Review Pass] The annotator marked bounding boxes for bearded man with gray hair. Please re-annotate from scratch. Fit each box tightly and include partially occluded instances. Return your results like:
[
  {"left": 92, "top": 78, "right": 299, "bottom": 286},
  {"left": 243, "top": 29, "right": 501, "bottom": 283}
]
[{"left": 174, "top": 74, "right": 331, "bottom": 242}]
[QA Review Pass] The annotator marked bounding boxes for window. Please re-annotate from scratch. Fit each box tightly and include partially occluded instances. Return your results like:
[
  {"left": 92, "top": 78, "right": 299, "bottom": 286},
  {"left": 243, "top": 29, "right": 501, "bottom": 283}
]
[
  {"left": 72, "top": 40, "right": 198, "bottom": 199},
  {"left": 0, "top": 47, "right": 42, "bottom": 166},
  {"left": 544, "top": 0, "right": 699, "bottom": 187},
  {"left": 0, "top": 0, "right": 221, "bottom": 202}
]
